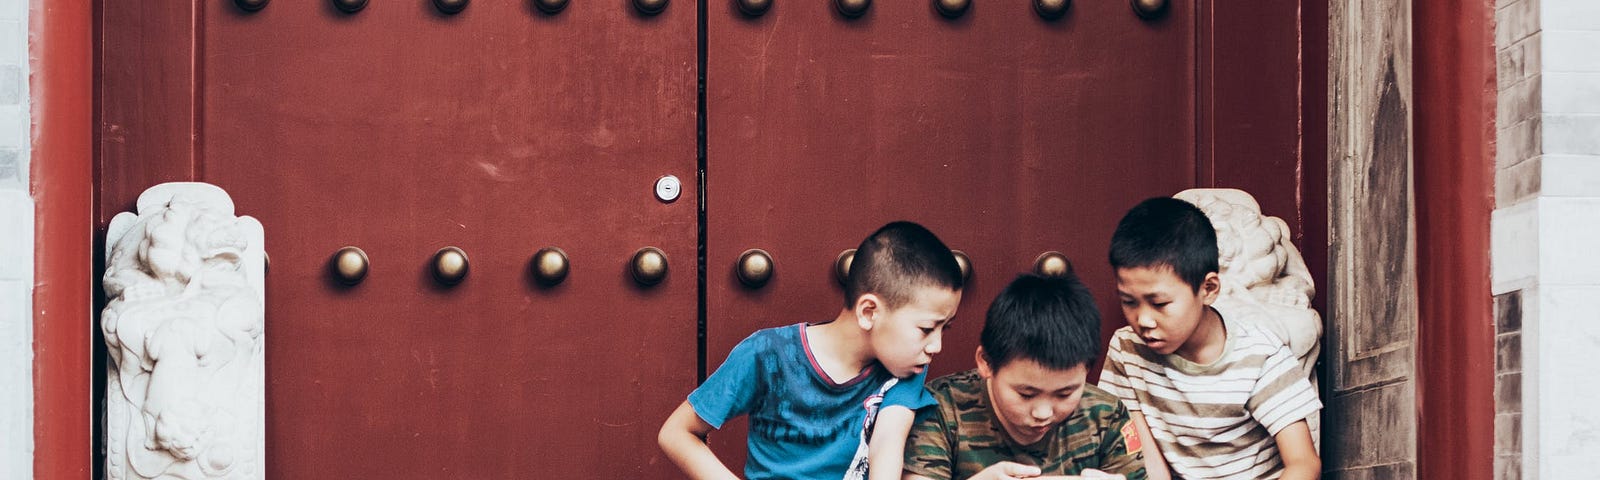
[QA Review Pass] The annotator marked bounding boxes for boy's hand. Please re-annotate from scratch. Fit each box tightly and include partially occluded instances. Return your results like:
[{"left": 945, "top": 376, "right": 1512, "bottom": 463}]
[
  {"left": 1029, "top": 469, "right": 1126, "bottom": 480},
  {"left": 971, "top": 462, "right": 1042, "bottom": 480}
]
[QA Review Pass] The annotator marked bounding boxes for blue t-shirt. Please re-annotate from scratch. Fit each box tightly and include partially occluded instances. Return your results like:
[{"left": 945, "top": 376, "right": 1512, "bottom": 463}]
[{"left": 689, "top": 323, "right": 936, "bottom": 480}]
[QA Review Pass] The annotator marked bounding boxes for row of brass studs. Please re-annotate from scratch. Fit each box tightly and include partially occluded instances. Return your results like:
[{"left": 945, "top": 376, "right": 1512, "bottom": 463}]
[
  {"left": 235, "top": 0, "right": 1167, "bottom": 19},
  {"left": 734, "top": 0, "right": 1171, "bottom": 19},
  {"left": 681, "top": 247, "right": 1063, "bottom": 288},
  {"left": 234, "top": 0, "right": 659, "bottom": 15},
  {"left": 328, "top": 245, "right": 668, "bottom": 287},
  {"left": 325, "top": 245, "right": 1070, "bottom": 290},
  {"left": 828, "top": 249, "right": 1071, "bottom": 284},
  {"left": 680, "top": 247, "right": 1068, "bottom": 288}
]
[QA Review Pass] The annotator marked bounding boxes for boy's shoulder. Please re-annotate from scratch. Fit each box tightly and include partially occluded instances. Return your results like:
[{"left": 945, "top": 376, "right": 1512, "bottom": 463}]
[
  {"left": 1106, "top": 322, "right": 1285, "bottom": 370},
  {"left": 1105, "top": 327, "right": 1159, "bottom": 364},
  {"left": 1107, "top": 326, "right": 1143, "bottom": 349},
  {"left": 922, "top": 370, "right": 988, "bottom": 420},
  {"left": 925, "top": 369, "right": 984, "bottom": 400},
  {"left": 753, "top": 322, "right": 805, "bottom": 339},
  {"left": 1225, "top": 318, "right": 1295, "bottom": 354},
  {"left": 1075, "top": 384, "right": 1131, "bottom": 424},
  {"left": 732, "top": 322, "right": 804, "bottom": 352}
]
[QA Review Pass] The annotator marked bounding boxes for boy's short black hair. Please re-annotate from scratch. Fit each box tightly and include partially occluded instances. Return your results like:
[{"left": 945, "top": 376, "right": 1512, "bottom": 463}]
[
  {"left": 844, "top": 221, "right": 964, "bottom": 309},
  {"left": 1108, "top": 197, "right": 1219, "bottom": 292},
  {"left": 980, "top": 273, "right": 1101, "bottom": 371}
]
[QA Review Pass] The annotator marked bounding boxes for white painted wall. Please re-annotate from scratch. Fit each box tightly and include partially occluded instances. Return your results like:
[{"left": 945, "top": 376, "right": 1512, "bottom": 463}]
[
  {"left": 1532, "top": 1, "right": 1600, "bottom": 477},
  {"left": 1493, "top": 0, "right": 1600, "bottom": 478},
  {"left": 0, "top": 0, "right": 30, "bottom": 478}
]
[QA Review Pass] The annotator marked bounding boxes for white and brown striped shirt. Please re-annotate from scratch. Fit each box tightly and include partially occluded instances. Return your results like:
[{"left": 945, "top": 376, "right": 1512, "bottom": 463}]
[{"left": 1097, "top": 312, "right": 1321, "bottom": 480}]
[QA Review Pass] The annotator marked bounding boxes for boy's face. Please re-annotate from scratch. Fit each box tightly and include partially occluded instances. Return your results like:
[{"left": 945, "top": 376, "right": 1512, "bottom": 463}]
[
  {"left": 860, "top": 285, "right": 961, "bottom": 378},
  {"left": 976, "top": 350, "right": 1087, "bottom": 446},
  {"left": 1115, "top": 265, "right": 1220, "bottom": 356}
]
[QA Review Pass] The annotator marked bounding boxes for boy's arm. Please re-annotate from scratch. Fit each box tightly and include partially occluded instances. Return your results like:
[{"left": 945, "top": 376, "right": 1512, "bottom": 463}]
[
  {"left": 876, "top": 369, "right": 936, "bottom": 480},
  {"left": 664, "top": 331, "right": 766, "bottom": 479},
  {"left": 900, "top": 400, "right": 954, "bottom": 480},
  {"left": 1243, "top": 342, "right": 1322, "bottom": 480},
  {"left": 1273, "top": 420, "right": 1320, "bottom": 480},
  {"left": 1090, "top": 402, "right": 1147, "bottom": 480},
  {"left": 868, "top": 406, "right": 916, "bottom": 480},
  {"left": 1098, "top": 336, "right": 1168, "bottom": 480},
  {"left": 1127, "top": 412, "right": 1171, "bottom": 480},
  {"left": 658, "top": 400, "right": 740, "bottom": 480}
]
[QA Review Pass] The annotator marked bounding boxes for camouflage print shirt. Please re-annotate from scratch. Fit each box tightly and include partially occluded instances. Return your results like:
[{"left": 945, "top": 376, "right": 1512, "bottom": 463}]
[{"left": 904, "top": 369, "right": 1148, "bottom": 480}]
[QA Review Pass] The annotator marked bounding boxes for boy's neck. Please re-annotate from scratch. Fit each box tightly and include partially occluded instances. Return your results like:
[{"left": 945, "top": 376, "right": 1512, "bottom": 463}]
[
  {"left": 806, "top": 310, "right": 876, "bottom": 382},
  {"left": 1174, "top": 305, "right": 1227, "bottom": 365}
]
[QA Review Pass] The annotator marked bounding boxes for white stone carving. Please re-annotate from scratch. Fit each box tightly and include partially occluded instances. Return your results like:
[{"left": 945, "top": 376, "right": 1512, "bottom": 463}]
[
  {"left": 102, "top": 183, "right": 265, "bottom": 480},
  {"left": 1175, "top": 188, "right": 1322, "bottom": 445}
]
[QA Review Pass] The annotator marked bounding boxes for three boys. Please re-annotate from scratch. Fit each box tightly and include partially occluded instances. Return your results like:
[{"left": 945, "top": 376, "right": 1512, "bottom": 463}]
[{"left": 662, "top": 196, "right": 1324, "bottom": 480}]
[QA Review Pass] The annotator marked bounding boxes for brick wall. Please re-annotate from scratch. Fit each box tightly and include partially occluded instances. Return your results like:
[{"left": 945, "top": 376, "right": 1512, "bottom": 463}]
[
  {"left": 0, "top": 0, "right": 30, "bottom": 478},
  {"left": 1492, "top": 1, "right": 1538, "bottom": 479},
  {"left": 1491, "top": 0, "right": 1600, "bottom": 478}
]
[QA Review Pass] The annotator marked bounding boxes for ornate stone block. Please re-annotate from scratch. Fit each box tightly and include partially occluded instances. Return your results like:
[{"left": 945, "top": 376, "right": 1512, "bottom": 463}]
[{"left": 102, "top": 183, "right": 264, "bottom": 480}]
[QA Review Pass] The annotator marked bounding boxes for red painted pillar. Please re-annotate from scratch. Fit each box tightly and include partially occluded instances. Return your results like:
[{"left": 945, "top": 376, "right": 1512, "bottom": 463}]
[
  {"left": 31, "top": 0, "right": 94, "bottom": 477},
  {"left": 1413, "top": 1, "right": 1497, "bottom": 479}
]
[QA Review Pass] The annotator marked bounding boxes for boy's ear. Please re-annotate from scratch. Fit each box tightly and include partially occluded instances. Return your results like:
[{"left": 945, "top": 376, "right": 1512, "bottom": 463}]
[
  {"left": 975, "top": 347, "right": 993, "bottom": 379},
  {"left": 1199, "top": 271, "right": 1222, "bottom": 305},
  {"left": 854, "top": 293, "right": 882, "bottom": 331}
]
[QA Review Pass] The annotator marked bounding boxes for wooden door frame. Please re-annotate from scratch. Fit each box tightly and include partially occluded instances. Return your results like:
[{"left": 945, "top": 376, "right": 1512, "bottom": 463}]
[
  {"left": 31, "top": 0, "right": 95, "bottom": 477},
  {"left": 1413, "top": 0, "right": 1496, "bottom": 478},
  {"left": 32, "top": 1, "right": 1495, "bottom": 478},
  {"left": 1326, "top": 0, "right": 1496, "bottom": 478}
]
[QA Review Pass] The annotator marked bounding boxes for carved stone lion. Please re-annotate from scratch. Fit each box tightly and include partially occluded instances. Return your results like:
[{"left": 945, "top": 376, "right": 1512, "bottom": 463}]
[{"left": 103, "top": 183, "right": 264, "bottom": 480}]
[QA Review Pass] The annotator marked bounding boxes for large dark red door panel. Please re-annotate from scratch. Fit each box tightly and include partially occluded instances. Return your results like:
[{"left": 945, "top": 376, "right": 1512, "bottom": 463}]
[
  {"left": 200, "top": 3, "right": 698, "bottom": 477},
  {"left": 705, "top": 1, "right": 1197, "bottom": 472}
]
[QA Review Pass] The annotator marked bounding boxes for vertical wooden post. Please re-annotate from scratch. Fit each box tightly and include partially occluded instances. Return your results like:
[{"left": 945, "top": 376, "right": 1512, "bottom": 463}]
[
  {"left": 1414, "top": 0, "right": 1497, "bottom": 478},
  {"left": 1325, "top": 0, "right": 1419, "bottom": 477},
  {"left": 31, "top": 0, "right": 95, "bottom": 477}
]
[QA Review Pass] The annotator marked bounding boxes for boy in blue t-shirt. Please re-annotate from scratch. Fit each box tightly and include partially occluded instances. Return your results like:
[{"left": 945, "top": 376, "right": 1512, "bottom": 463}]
[{"left": 659, "top": 221, "right": 965, "bottom": 480}]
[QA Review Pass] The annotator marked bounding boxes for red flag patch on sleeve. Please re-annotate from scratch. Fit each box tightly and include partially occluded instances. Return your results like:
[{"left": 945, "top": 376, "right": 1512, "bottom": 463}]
[{"left": 1121, "top": 423, "right": 1143, "bottom": 453}]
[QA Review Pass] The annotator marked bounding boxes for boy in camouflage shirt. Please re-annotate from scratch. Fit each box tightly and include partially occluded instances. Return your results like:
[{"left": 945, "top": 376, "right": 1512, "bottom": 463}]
[{"left": 904, "top": 274, "right": 1146, "bottom": 480}]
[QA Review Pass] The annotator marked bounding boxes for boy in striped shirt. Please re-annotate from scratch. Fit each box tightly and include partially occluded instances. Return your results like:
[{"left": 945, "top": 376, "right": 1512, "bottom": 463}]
[{"left": 1096, "top": 198, "right": 1322, "bottom": 480}]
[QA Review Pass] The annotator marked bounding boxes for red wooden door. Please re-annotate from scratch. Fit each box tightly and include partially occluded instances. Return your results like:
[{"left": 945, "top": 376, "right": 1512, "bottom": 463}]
[
  {"left": 703, "top": 0, "right": 1198, "bottom": 472},
  {"left": 104, "top": 2, "right": 699, "bottom": 478},
  {"left": 100, "top": 1, "right": 1316, "bottom": 477}
]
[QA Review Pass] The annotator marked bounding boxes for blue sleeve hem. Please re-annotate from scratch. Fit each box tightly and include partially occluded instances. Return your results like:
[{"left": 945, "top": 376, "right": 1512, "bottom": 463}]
[
  {"left": 883, "top": 369, "right": 935, "bottom": 410},
  {"left": 687, "top": 395, "right": 728, "bottom": 429}
]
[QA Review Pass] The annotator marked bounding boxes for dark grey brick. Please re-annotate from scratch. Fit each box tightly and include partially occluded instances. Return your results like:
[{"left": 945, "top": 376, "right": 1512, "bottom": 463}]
[
  {"left": 1497, "top": 333, "right": 1522, "bottom": 374},
  {"left": 1496, "top": 290, "right": 1523, "bottom": 333},
  {"left": 1496, "top": 372, "right": 1522, "bottom": 414}
]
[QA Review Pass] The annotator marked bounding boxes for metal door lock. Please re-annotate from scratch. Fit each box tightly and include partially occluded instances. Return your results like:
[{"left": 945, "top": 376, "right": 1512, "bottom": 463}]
[{"left": 655, "top": 175, "right": 682, "bottom": 203}]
